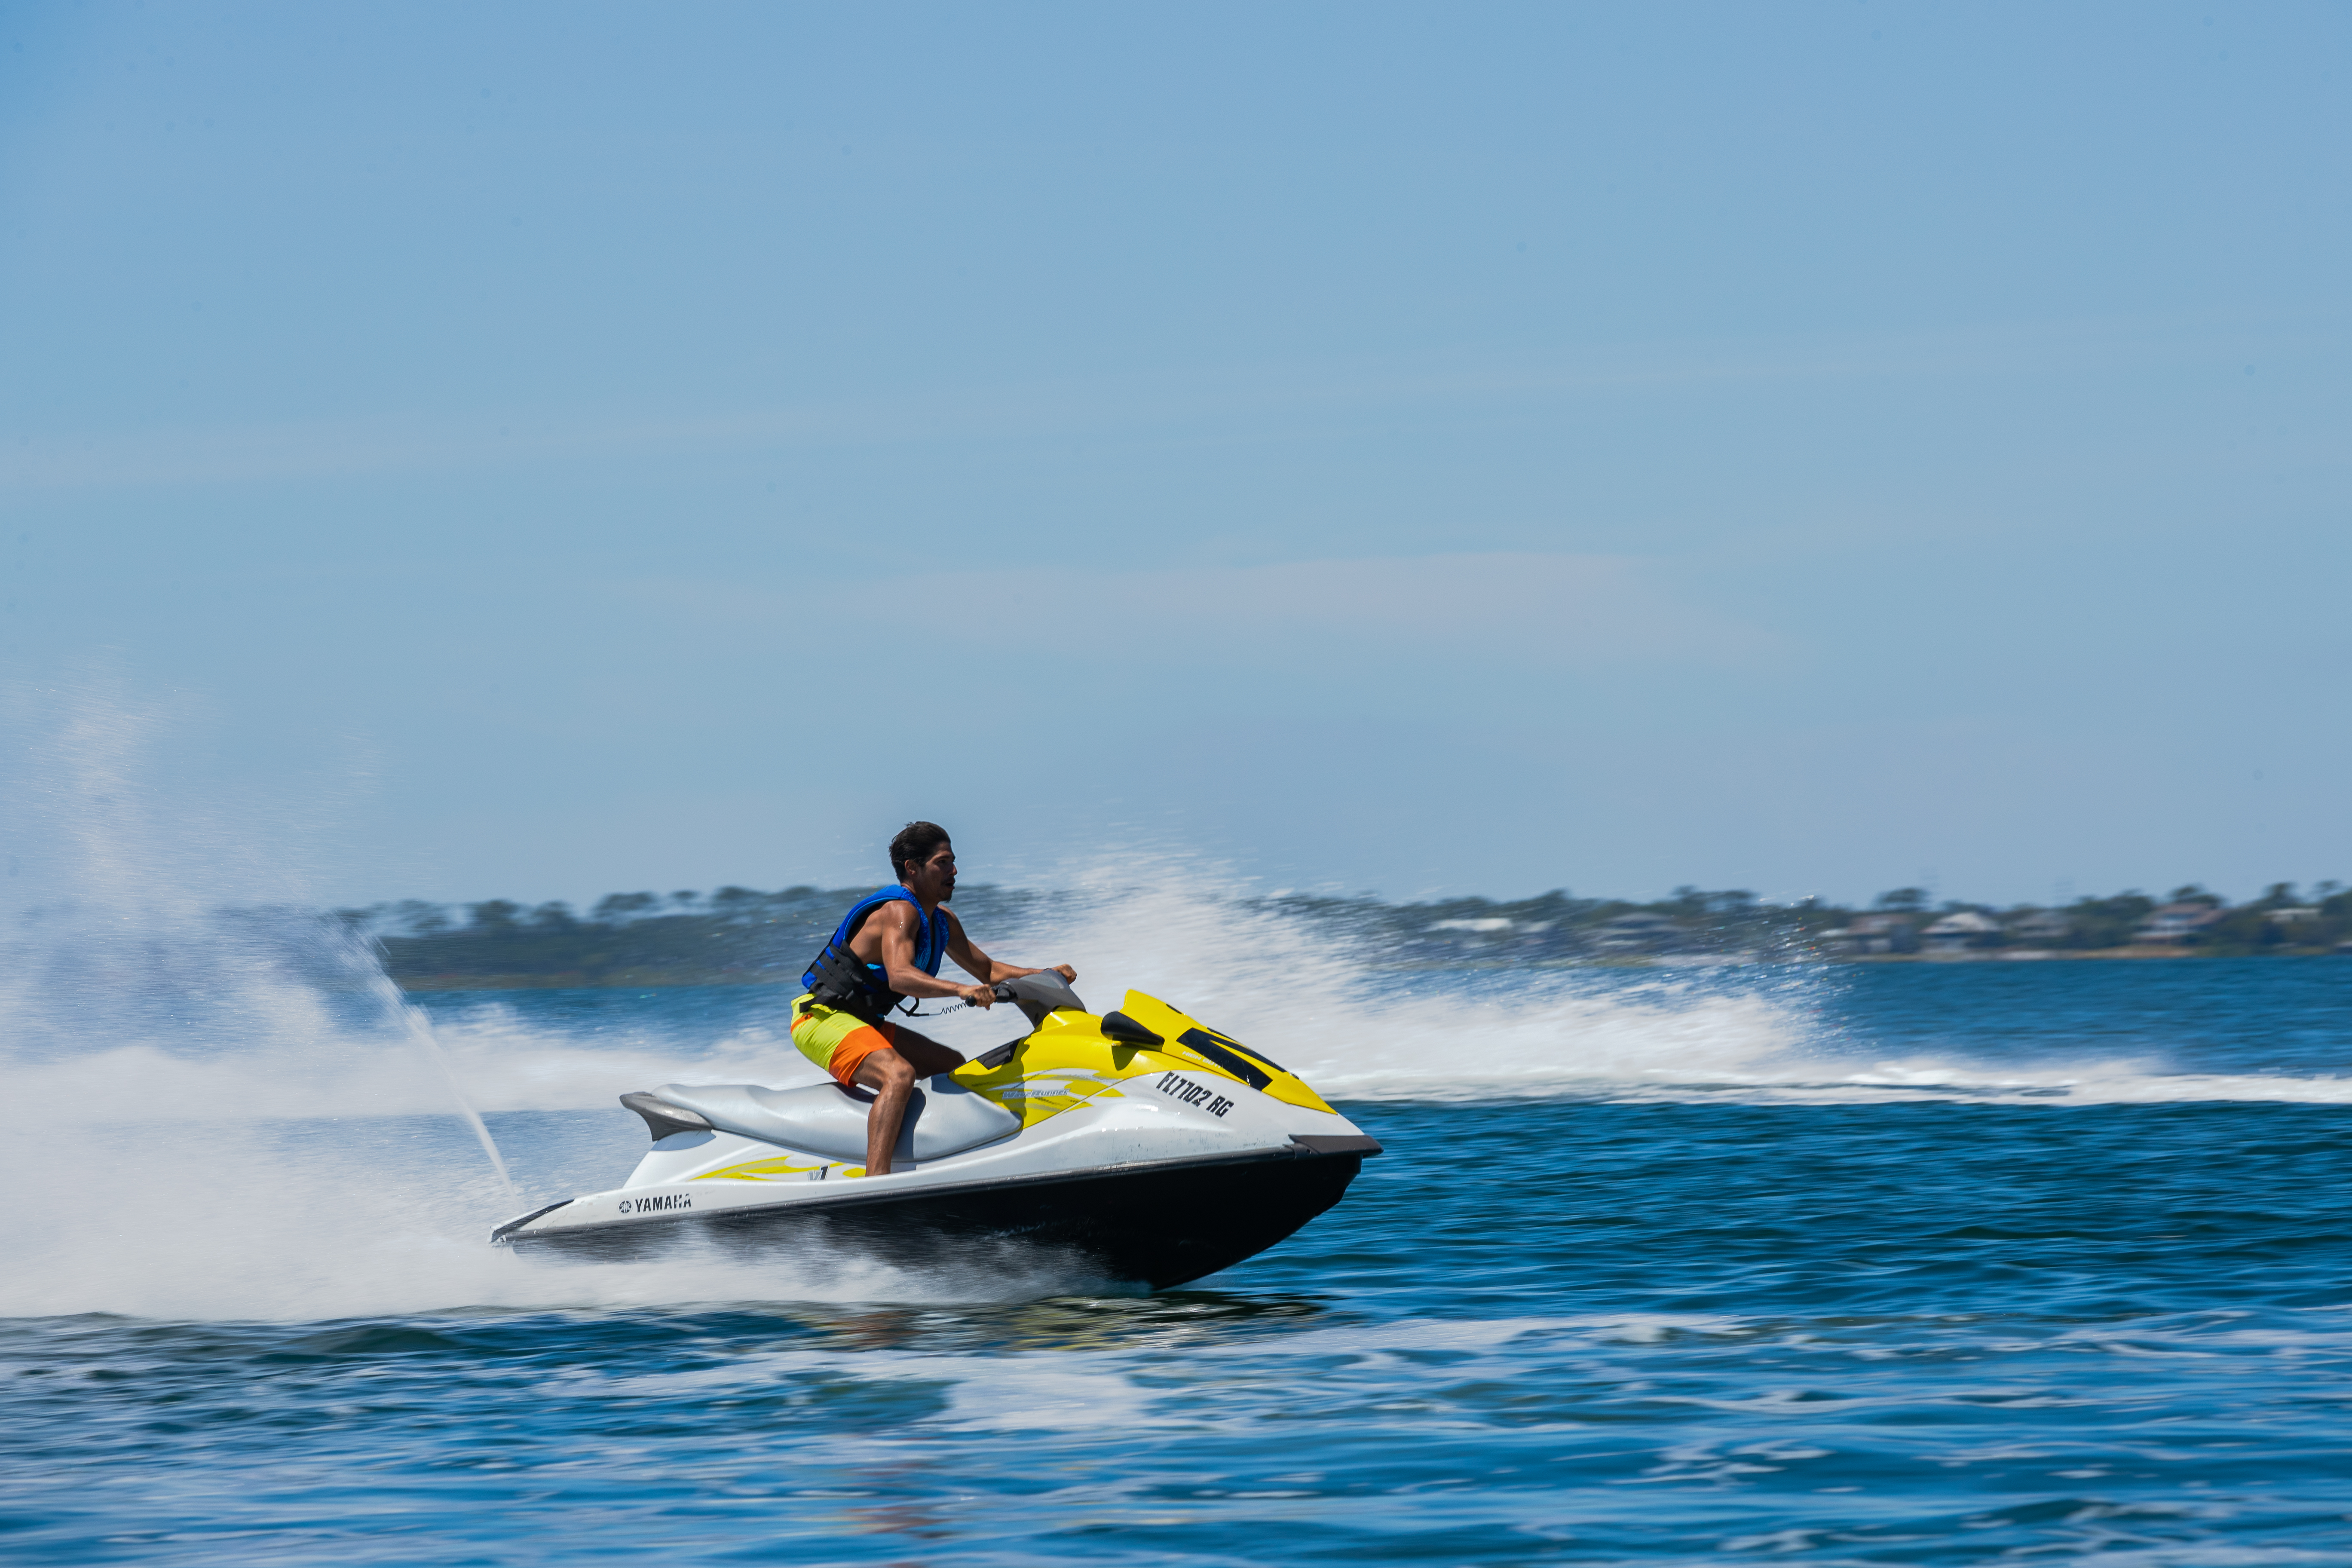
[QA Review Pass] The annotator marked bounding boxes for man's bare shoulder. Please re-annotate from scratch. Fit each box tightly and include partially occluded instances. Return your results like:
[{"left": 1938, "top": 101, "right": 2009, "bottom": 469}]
[{"left": 871, "top": 898, "right": 922, "bottom": 929}]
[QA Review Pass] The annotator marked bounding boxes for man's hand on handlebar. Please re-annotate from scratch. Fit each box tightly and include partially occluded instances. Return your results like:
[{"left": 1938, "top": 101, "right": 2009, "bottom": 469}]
[
  {"left": 959, "top": 983, "right": 995, "bottom": 1009},
  {"left": 1052, "top": 964, "right": 1077, "bottom": 983}
]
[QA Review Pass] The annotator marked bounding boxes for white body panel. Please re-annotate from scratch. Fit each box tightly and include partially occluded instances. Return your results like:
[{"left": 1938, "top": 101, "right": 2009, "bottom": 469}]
[{"left": 511, "top": 1066, "right": 1369, "bottom": 1239}]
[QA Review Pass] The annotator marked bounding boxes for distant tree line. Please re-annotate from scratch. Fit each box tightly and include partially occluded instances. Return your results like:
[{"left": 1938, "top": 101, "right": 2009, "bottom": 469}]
[
  {"left": 341, "top": 885, "right": 1044, "bottom": 989},
  {"left": 1360, "top": 880, "right": 2352, "bottom": 964},
  {"left": 338, "top": 878, "right": 2352, "bottom": 990}
]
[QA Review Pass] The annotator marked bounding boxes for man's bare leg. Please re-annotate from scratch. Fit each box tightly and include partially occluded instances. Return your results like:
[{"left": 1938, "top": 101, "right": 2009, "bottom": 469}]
[{"left": 850, "top": 1031, "right": 965, "bottom": 1176}]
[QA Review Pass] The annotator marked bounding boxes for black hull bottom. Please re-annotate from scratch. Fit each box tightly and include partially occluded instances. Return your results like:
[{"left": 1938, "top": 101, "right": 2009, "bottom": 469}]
[{"left": 511, "top": 1149, "right": 1365, "bottom": 1290}]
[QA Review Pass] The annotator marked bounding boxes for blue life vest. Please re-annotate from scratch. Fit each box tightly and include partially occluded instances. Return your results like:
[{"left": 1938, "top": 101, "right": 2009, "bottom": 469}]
[{"left": 800, "top": 885, "right": 950, "bottom": 1009}]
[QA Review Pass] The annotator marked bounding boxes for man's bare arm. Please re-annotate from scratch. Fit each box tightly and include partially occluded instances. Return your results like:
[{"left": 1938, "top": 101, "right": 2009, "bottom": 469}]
[
  {"left": 945, "top": 910, "right": 1077, "bottom": 986},
  {"left": 870, "top": 903, "right": 993, "bottom": 1004}
]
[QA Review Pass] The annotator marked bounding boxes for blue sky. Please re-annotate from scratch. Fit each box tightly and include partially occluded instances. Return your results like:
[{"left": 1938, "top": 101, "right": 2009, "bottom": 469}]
[{"left": 1, "top": 2, "right": 2345, "bottom": 910}]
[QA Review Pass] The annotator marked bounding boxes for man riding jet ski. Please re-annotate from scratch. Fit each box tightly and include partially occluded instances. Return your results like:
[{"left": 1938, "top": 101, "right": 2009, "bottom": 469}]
[
  {"left": 792, "top": 821, "right": 1075, "bottom": 1176},
  {"left": 491, "top": 913, "right": 1383, "bottom": 1287}
]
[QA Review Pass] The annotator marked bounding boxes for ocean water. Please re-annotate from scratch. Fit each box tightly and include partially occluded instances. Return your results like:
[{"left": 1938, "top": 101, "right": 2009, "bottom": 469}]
[{"left": 5, "top": 877, "right": 2352, "bottom": 1564}]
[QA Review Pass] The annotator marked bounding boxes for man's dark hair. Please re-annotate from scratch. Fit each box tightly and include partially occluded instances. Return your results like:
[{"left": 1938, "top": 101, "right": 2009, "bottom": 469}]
[{"left": 890, "top": 821, "right": 952, "bottom": 881}]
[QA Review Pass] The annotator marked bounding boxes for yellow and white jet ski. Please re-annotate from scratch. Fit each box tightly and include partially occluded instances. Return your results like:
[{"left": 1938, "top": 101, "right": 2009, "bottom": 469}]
[{"left": 490, "top": 972, "right": 1381, "bottom": 1289}]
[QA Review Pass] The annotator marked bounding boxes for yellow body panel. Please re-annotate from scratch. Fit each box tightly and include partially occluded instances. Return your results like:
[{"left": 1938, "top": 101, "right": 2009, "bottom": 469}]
[
  {"left": 949, "top": 1010, "right": 1147, "bottom": 1128},
  {"left": 694, "top": 1153, "right": 849, "bottom": 1182},
  {"left": 1112, "top": 991, "right": 1336, "bottom": 1114},
  {"left": 946, "top": 989, "right": 1335, "bottom": 1119}
]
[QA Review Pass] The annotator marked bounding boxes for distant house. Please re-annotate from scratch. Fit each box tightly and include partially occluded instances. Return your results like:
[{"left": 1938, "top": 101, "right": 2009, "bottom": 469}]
[
  {"left": 2006, "top": 909, "right": 2073, "bottom": 946},
  {"left": 2134, "top": 903, "right": 2226, "bottom": 945},
  {"left": 2266, "top": 907, "right": 2324, "bottom": 926},
  {"left": 1817, "top": 913, "right": 1918, "bottom": 956},
  {"left": 1921, "top": 910, "right": 2003, "bottom": 953},
  {"left": 1593, "top": 912, "right": 1682, "bottom": 955}
]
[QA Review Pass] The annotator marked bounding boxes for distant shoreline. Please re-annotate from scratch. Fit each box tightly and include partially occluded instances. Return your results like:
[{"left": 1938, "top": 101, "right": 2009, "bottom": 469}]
[
  {"left": 350, "top": 880, "right": 2352, "bottom": 993},
  {"left": 389, "top": 944, "right": 2346, "bottom": 992}
]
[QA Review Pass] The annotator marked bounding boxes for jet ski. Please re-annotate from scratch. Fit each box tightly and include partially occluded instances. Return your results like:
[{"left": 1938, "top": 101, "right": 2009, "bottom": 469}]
[{"left": 490, "top": 971, "right": 1381, "bottom": 1289}]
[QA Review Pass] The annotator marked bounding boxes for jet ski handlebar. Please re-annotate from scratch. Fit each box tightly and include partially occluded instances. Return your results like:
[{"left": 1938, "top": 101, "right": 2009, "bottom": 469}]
[{"left": 990, "top": 970, "right": 1086, "bottom": 1027}]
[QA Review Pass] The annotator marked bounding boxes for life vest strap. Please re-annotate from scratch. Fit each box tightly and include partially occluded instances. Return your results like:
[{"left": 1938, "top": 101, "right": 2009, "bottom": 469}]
[{"left": 804, "top": 939, "right": 896, "bottom": 1021}]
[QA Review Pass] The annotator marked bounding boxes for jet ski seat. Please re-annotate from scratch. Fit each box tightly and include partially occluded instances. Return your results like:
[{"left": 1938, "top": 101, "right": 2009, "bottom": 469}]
[{"left": 647, "top": 1078, "right": 1020, "bottom": 1165}]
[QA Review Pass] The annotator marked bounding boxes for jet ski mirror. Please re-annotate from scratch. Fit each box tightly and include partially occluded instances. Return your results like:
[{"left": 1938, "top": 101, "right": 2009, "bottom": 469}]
[
  {"left": 1099, "top": 1011, "right": 1164, "bottom": 1047},
  {"left": 992, "top": 970, "right": 1086, "bottom": 1028}
]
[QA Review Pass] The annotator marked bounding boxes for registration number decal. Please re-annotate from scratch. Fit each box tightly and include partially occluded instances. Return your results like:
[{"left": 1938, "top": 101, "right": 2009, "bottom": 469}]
[{"left": 1156, "top": 1072, "right": 1234, "bottom": 1118}]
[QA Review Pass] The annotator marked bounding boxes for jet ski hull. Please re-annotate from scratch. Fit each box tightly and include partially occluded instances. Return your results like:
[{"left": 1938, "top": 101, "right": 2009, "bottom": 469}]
[{"left": 504, "top": 1143, "right": 1368, "bottom": 1289}]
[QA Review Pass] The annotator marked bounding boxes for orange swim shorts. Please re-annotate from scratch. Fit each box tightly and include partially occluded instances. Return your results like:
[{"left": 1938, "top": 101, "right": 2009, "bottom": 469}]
[{"left": 790, "top": 994, "right": 900, "bottom": 1087}]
